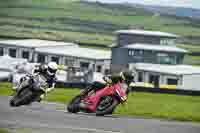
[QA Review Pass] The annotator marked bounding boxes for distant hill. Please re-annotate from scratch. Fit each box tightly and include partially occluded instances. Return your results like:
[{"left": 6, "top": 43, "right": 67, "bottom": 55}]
[
  {"left": 0, "top": 0, "right": 200, "bottom": 45},
  {"left": 129, "top": 3, "right": 200, "bottom": 19}
]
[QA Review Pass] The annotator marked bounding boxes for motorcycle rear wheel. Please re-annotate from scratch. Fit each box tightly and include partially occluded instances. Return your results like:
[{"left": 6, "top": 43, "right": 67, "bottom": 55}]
[{"left": 96, "top": 96, "right": 119, "bottom": 116}]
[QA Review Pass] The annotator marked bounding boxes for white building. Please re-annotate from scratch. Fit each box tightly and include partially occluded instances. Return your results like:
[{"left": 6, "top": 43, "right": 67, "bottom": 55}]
[
  {"left": 130, "top": 63, "right": 200, "bottom": 91},
  {"left": 0, "top": 39, "right": 111, "bottom": 74},
  {"left": 35, "top": 46, "right": 111, "bottom": 74},
  {"left": 0, "top": 39, "right": 76, "bottom": 62},
  {"left": 0, "top": 55, "right": 28, "bottom": 81}
]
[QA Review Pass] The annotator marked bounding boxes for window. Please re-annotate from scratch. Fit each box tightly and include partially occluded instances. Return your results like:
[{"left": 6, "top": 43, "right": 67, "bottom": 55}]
[
  {"left": 0, "top": 47, "right": 3, "bottom": 56},
  {"left": 157, "top": 53, "right": 176, "bottom": 65},
  {"left": 51, "top": 56, "right": 59, "bottom": 64},
  {"left": 80, "top": 62, "right": 89, "bottom": 70},
  {"left": 128, "top": 50, "right": 135, "bottom": 56},
  {"left": 96, "top": 65, "right": 102, "bottom": 72},
  {"left": 65, "top": 58, "right": 74, "bottom": 66},
  {"left": 149, "top": 74, "right": 160, "bottom": 88},
  {"left": 128, "top": 49, "right": 143, "bottom": 56},
  {"left": 104, "top": 69, "right": 110, "bottom": 75},
  {"left": 9, "top": 48, "right": 16, "bottom": 58},
  {"left": 160, "top": 39, "right": 175, "bottom": 45},
  {"left": 22, "top": 51, "right": 29, "bottom": 59},
  {"left": 149, "top": 74, "right": 154, "bottom": 84},
  {"left": 37, "top": 53, "right": 46, "bottom": 63},
  {"left": 167, "top": 78, "right": 178, "bottom": 85},
  {"left": 138, "top": 72, "right": 143, "bottom": 82}
]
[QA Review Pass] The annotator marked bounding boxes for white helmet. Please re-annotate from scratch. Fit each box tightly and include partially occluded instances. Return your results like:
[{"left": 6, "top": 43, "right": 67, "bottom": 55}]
[{"left": 47, "top": 62, "right": 58, "bottom": 76}]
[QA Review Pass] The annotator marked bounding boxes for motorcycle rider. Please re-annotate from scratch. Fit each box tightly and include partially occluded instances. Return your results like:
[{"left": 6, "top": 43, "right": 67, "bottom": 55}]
[
  {"left": 17, "top": 62, "right": 58, "bottom": 102},
  {"left": 32, "top": 62, "right": 58, "bottom": 101},
  {"left": 83, "top": 71, "right": 134, "bottom": 95}
]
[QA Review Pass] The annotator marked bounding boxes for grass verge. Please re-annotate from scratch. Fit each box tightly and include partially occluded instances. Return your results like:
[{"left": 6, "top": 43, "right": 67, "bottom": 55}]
[
  {"left": 0, "top": 129, "right": 9, "bottom": 133},
  {"left": 1, "top": 82, "right": 200, "bottom": 122}
]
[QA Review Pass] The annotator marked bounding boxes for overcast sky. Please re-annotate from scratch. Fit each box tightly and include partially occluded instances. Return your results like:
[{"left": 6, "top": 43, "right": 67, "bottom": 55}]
[{"left": 86, "top": 0, "right": 200, "bottom": 9}]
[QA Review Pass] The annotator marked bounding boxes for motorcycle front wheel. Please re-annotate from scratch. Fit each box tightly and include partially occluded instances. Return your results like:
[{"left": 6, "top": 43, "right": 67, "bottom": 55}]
[
  {"left": 96, "top": 96, "right": 119, "bottom": 116},
  {"left": 67, "top": 95, "right": 82, "bottom": 113},
  {"left": 10, "top": 87, "right": 34, "bottom": 107}
]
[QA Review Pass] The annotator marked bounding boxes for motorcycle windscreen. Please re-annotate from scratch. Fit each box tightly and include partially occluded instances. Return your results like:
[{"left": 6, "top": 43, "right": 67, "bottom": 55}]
[{"left": 113, "top": 82, "right": 127, "bottom": 102}]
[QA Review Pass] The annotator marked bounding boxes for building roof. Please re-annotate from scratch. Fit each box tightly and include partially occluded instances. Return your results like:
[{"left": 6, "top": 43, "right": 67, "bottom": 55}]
[
  {"left": 123, "top": 43, "right": 187, "bottom": 53},
  {"left": 133, "top": 63, "right": 200, "bottom": 75},
  {"left": 116, "top": 29, "right": 179, "bottom": 38},
  {"left": 36, "top": 46, "right": 111, "bottom": 60},
  {"left": 0, "top": 39, "right": 77, "bottom": 48}
]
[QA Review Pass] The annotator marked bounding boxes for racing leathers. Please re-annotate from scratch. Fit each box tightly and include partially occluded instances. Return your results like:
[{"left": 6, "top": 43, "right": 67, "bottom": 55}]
[{"left": 33, "top": 64, "right": 57, "bottom": 93}]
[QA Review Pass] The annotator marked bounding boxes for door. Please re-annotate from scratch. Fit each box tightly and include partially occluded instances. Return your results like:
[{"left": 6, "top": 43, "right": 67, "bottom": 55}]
[{"left": 149, "top": 74, "right": 160, "bottom": 88}]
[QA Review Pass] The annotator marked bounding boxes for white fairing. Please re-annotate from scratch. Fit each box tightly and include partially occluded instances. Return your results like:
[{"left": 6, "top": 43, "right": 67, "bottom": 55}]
[{"left": 12, "top": 63, "right": 36, "bottom": 90}]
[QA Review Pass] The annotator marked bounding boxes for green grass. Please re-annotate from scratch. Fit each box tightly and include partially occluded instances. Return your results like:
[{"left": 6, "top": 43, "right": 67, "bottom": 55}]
[
  {"left": 177, "top": 44, "right": 200, "bottom": 53},
  {"left": 115, "top": 93, "right": 200, "bottom": 122},
  {"left": 183, "top": 55, "right": 200, "bottom": 65},
  {"left": 0, "top": 82, "right": 80, "bottom": 103},
  {"left": 176, "top": 44, "right": 200, "bottom": 65},
  {"left": 45, "top": 88, "right": 80, "bottom": 103},
  {"left": 1, "top": 82, "right": 200, "bottom": 122},
  {"left": 1, "top": 1, "right": 200, "bottom": 45},
  {"left": 0, "top": 129, "right": 9, "bottom": 133},
  {"left": 0, "top": 83, "right": 13, "bottom": 96}
]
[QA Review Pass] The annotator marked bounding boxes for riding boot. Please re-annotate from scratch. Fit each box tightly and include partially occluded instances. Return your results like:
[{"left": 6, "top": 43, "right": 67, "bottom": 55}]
[{"left": 35, "top": 94, "right": 44, "bottom": 102}]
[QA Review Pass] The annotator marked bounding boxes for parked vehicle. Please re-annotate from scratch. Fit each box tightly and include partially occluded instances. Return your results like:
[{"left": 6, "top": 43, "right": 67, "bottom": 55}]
[
  {"left": 10, "top": 73, "right": 48, "bottom": 107},
  {"left": 67, "top": 76, "right": 133, "bottom": 116}
]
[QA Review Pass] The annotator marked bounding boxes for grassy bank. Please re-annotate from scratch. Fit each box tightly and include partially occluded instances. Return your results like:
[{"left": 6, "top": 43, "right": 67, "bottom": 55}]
[
  {"left": 177, "top": 44, "right": 200, "bottom": 53},
  {"left": 0, "top": 82, "right": 80, "bottom": 104},
  {"left": 115, "top": 93, "right": 200, "bottom": 122},
  {"left": 0, "top": 129, "right": 9, "bottom": 133},
  {"left": 1, "top": 1, "right": 200, "bottom": 45},
  {"left": 1, "top": 82, "right": 200, "bottom": 122},
  {"left": 177, "top": 44, "right": 200, "bottom": 65}
]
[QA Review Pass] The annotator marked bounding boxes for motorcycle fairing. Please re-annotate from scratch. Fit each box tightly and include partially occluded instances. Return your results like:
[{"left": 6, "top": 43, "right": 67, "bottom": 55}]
[{"left": 82, "top": 82, "right": 127, "bottom": 112}]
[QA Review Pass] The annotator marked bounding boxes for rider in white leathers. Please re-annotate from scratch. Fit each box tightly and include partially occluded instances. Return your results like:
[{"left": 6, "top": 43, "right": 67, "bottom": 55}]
[{"left": 32, "top": 62, "right": 58, "bottom": 101}]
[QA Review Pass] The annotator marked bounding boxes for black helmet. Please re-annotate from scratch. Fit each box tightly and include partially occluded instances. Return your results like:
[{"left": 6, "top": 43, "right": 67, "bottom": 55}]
[{"left": 119, "top": 71, "right": 134, "bottom": 84}]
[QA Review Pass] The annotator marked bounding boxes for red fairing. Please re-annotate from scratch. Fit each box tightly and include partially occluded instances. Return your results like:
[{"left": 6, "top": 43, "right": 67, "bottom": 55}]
[
  {"left": 82, "top": 82, "right": 127, "bottom": 112},
  {"left": 83, "top": 85, "right": 115, "bottom": 112},
  {"left": 113, "top": 82, "right": 127, "bottom": 102}
]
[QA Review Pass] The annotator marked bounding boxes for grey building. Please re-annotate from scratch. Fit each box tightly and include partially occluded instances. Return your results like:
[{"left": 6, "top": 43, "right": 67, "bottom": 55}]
[
  {"left": 115, "top": 29, "right": 178, "bottom": 46},
  {"left": 111, "top": 29, "right": 200, "bottom": 90},
  {"left": 111, "top": 29, "right": 186, "bottom": 73}
]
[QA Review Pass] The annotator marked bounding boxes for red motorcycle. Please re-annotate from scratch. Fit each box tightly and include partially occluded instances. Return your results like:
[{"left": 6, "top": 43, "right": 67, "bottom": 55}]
[{"left": 67, "top": 76, "right": 132, "bottom": 116}]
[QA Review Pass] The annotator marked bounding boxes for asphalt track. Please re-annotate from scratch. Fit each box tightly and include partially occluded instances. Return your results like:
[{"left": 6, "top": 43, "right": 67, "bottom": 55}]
[{"left": 0, "top": 96, "right": 200, "bottom": 133}]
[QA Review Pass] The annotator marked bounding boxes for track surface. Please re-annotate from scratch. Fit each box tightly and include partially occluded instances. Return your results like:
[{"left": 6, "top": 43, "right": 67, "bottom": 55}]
[{"left": 0, "top": 96, "right": 200, "bottom": 133}]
